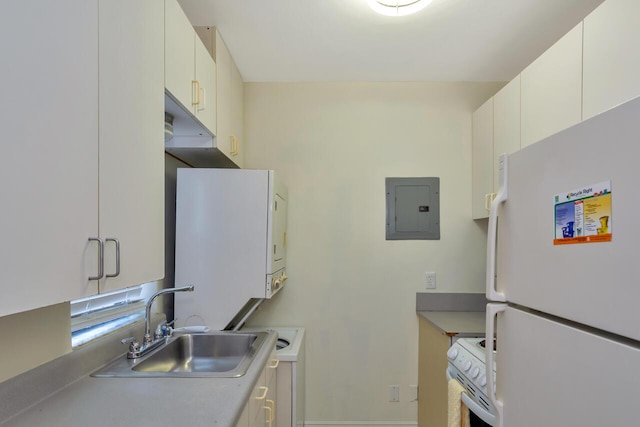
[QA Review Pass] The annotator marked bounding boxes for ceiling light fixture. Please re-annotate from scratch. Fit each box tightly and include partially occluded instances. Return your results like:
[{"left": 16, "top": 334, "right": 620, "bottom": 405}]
[{"left": 366, "top": 0, "right": 433, "bottom": 17}]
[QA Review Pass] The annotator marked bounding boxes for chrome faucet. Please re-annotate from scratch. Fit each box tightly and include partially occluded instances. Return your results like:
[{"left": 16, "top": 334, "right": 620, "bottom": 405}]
[{"left": 122, "top": 285, "right": 195, "bottom": 359}]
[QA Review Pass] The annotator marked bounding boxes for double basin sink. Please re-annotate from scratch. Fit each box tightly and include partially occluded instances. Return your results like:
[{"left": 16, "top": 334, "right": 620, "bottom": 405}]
[{"left": 93, "top": 331, "right": 269, "bottom": 378}]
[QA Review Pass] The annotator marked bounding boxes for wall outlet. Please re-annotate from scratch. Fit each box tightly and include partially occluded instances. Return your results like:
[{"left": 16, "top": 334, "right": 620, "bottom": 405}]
[
  {"left": 389, "top": 385, "right": 400, "bottom": 402},
  {"left": 425, "top": 272, "right": 436, "bottom": 289},
  {"left": 409, "top": 385, "right": 418, "bottom": 402}
]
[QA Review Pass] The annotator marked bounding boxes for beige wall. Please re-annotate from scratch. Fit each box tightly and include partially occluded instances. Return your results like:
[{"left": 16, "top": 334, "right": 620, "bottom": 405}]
[
  {"left": 0, "top": 303, "right": 71, "bottom": 382},
  {"left": 243, "top": 82, "right": 500, "bottom": 423}
]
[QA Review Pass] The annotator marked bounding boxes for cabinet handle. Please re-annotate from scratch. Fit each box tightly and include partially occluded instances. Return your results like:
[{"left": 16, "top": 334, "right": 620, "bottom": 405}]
[
  {"left": 88, "top": 237, "right": 104, "bottom": 281},
  {"left": 484, "top": 192, "right": 498, "bottom": 211},
  {"left": 192, "top": 80, "right": 201, "bottom": 106},
  {"left": 230, "top": 135, "right": 239, "bottom": 156},
  {"left": 255, "top": 386, "right": 268, "bottom": 400},
  {"left": 266, "top": 399, "right": 275, "bottom": 422},
  {"left": 264, "top": 405, "right": 273, "bottom": 426},
  {"left": 269, "top": 358, "right": 280, "bottom": 369},
  {"left": 105, "top": 238, "right": 120, "bottom": 278},
  {"left": 198, "top": 87, "right": 206, "bottom": 111}
]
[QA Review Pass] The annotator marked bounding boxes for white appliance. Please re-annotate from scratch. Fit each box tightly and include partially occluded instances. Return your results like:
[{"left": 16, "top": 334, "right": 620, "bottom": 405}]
[
  {"left": 446, "top": 338, "right": 495, "bottom": 426},
  {"left": 174, "top": 169, "right": 288, "bottom": 330},
  {"left": 485, "top": 97, "right": 640, "bottom": 426}
]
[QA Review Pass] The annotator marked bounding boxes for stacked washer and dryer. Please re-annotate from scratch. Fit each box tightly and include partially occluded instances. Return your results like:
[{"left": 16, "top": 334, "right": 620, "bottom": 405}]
[{"left": 173, "top": 169, "right": 303, "bottom": 426}]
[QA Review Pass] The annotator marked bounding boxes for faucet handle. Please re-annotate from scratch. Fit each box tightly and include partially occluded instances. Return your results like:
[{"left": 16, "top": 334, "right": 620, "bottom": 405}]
[
  {"left": 155, "top": 320, "right": 176, "bottom": 339},
  {"left": 121, "top": 337, "right": 141, "bottom": 359},
  {"left": 121, "top": 337, "right": 137, "bottom": 345}
]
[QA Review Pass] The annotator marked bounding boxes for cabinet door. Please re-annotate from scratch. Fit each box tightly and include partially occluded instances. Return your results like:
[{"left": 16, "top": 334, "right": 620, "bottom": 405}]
[
  {"left": 471, "top": 98, "right": 494, "bottom": 220},
  {"left": 236, "top": 403, "right": 250, "bottom": 427},
  {"left": 250, "top": 369, "right": 268, "bottom": 427},
  {"left": 0, "top": 0, "right": 99, "bottom": 316},
  {"left": 165, "top": 0, "right": 195, "bottom": 110},
  {"left": 194, "top": 37, "right": 217, "bottom": 135},
  {"left": 98, "top": 0, "right": 165, "bottom": 292},
  {"left": 418, "top": 317, "right": 450, "bottom": 427},
  {"left": 215, "top": 30, "right": 234, "bottom": 160},
  {"left": 493, "top": 75, "right": 521, "bottom": 192},
  {"left": 231, "top": 60, "right": 244, "bottom": 167},
  {"left": 265, "top": 356, "right": 278, "bottom": 427},
  {"left": 521, "top": 23, "right": 583, "bottom": 147},
  {"left": 583, "top": 0, "right": 640, "bottom": 120}
]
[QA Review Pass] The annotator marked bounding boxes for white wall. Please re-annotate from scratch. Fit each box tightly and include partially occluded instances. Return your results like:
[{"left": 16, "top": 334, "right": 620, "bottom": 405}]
[{"left": 243, "top": 82, "right": 500, "bottom": 424}]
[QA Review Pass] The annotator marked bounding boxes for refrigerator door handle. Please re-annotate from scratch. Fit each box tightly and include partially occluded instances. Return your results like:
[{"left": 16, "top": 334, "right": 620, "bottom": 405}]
[
  {"left": 486, "top": 154, "right": 508, "bottom": 302},
  {"left": 486, "top": 303, "right": 506, "bottom": 427}
]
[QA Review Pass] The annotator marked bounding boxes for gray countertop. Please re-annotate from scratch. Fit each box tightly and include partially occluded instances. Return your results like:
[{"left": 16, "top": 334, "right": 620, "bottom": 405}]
[
  {"left": 416, "top": 292, "right": 486, "bottom": 337},
  {"left": 1, "top": 330, "right": 277, "bottom": 427},
  {"left": 417, "top": 311, "right": 485, "bottom": 337}
]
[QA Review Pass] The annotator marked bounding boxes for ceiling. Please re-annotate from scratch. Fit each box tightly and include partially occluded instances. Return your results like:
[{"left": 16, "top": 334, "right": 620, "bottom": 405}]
[{"left": 179, "top": 0, "right": 603, "bottom": 83}]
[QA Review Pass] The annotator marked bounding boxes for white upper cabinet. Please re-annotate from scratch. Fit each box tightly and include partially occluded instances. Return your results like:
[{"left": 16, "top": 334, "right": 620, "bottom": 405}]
[
  {"left": 0, "top": 0, "right": 99, "bottom": 316},
  {"left": 194, "top": 37, "right": 217, "bottom": 135},
  {"left": 165, "top": 0, "right": 216, "bottom": 136},
  {"left": 472, "top": 98, "right": 494, "bottom": 220},
  {"left": 0, "top": 0, "right": 165, "bottom": 316},
  {"left": 98, "top": 0, "right": 165, "bottom": 293},
  {"left": 583, "top": 0, "right": 640, "bottom": 120},
  {"left": 231, "top": 59, "right": 245, "bottom": 168},
  {"left": 521, "top": 23, "right": 583, "bottom": 148},
  {"left": 213, "top": 27, "right": 234, "bottom": 162},
  {"left": 217, "top": 29, "right": 245, "bottom": 168},
  {"left": 493, "top": 75, "right": 521, "bottom": 192},
  {"left": 165, "top": 0, "right": 196, "bottom": 114},
  {"left": 178, "top": 26, "right": 244, "bottom": 168}
]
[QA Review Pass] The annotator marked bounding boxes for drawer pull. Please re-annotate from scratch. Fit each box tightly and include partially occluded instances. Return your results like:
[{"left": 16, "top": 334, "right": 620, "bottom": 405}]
[{"left": 255, "top": 386, "right": 268, "bottom": 400}]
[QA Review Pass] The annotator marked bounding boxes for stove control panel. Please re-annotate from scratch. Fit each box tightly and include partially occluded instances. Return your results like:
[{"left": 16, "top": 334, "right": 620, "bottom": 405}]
[{"left": 447, "top": 338, "right": 495, "bottom": 414}]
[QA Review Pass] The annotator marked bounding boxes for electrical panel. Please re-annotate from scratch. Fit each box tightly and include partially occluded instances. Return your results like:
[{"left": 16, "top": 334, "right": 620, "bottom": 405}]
[{"left": 386, "top": 177, "right": 440, "bottom": 240}]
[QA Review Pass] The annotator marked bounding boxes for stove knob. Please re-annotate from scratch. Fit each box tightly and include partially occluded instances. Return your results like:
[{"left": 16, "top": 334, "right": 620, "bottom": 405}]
[
  {"left": 479, "top": 375, "right": 487, "bottom": 387},
  {"left": 446, "top": 347, "right": 459, "bottom": 360},
  {"left": 471, "top": 366, "right": 480, "bottom": 379},
  {"left": 462, "top": 360, "right": 472, "bottom": 371}
]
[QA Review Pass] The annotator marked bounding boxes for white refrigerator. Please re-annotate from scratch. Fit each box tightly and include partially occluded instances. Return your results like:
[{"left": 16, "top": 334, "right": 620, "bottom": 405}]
[{"left": 485, "top": 96, "right": 640, "bottom": 426}]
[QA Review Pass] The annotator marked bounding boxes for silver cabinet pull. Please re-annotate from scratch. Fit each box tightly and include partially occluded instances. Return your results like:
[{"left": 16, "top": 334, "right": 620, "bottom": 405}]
[
  {"left": 105, "top": 238, "right": 120, "bottom": 278},
  {"left": 88, "top": 237, "right": 104, "bottom": 280}
]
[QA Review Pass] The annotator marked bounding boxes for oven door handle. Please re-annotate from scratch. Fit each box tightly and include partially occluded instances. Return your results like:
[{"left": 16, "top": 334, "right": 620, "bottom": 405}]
[{"left": 446, "top": 369, "right": 496, "bottom": 426}]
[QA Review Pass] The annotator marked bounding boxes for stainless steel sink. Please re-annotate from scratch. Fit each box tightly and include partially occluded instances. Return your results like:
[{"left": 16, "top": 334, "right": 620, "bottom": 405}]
[{"left": 92, "top": 332, "right": 268, "bottom": 378}]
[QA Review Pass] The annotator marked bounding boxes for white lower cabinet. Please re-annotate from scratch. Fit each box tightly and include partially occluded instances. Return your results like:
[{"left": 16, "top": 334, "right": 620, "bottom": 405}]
[
  {"left": 0, "top": 0, "right": 164, "bottom": 317},
  {"left": 237, "top": 350, "right": 278, "bottom": 427}
]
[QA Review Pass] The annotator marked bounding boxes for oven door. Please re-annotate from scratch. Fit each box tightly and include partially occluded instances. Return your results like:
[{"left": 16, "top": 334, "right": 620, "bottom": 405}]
[{"left": 446, "top": 368, "right": 495, "bottom": 426}]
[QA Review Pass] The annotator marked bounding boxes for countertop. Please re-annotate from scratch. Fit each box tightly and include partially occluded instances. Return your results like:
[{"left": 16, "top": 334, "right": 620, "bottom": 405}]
[
  {"left": 417, "top": 311, "right": 485, "bottom": 337},
  {"left": 415, "top": 292, "right": 486, "bottom": 337},
  {"left": 0, "top": 331, "right": 278, "bottom": 427}
]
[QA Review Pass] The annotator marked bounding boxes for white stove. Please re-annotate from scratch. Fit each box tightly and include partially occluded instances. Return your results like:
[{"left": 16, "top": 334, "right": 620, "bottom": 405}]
[{"left": 447, "top": 337, "right": 496, "bottom": 425}]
